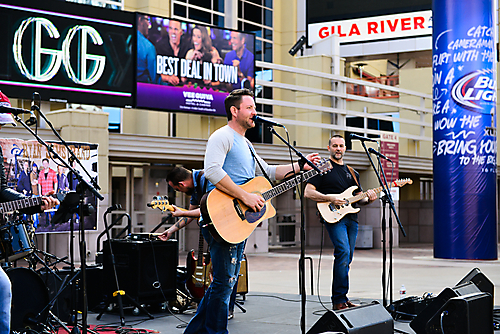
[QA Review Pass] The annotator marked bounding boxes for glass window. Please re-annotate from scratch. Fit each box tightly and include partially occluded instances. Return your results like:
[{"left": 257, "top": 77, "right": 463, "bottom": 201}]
[
  {"left": 174, "top": 4, "right": 187, "bottom": 17},
  {"left": 214, "top": 0, "right": 224, "bottom": 12},
  {"left": 243, "top": 22, "right": 261, "bottom": 35},
  {"left": 190, "top": 0, "right": 210, "bottom": 8},
  {"left": 264, "top": 28, "right": 272, "bottom": 40},
  {"left": 244, "top": 2, "right": 262, "bottom": 24},
  {"left": 213, "top": 14, "right": 225, "bottom": 27},
  {"left": 264, "top": 0, "right": 272, "bottom": 9},
  {"left": 264, "top": 42, "right": 272, "bottom": 62},
  {"left": 246, "top": 0, "right": 262, "bottom": 5},
  {"left": 264, "top": 9, "right": 272, "bottom": 27},
  {"left": 190, "top": 7, "right": 211, "bottom": 24}
]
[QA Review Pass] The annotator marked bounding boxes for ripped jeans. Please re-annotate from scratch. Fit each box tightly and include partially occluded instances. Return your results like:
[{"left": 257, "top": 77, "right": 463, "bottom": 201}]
[{"left": 184, "top": 226, "right": 245, "bottom": 334}]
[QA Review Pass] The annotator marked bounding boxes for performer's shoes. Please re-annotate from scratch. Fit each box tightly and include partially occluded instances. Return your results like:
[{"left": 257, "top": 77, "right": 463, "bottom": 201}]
[
  {"left": 228, "top": 310, "right": 234, "bottom": 320},
  {"left": 345, "top": 300, "right": 360, "bottom": 308},
  {"left": 333, "top": 302, "right": 348, "bottom": 310}
]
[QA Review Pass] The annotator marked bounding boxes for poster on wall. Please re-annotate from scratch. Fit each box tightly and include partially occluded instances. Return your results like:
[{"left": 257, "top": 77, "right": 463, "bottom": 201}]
[
  {"left": 0, "top": 138, "right": 99, "bottom": 233},
  {"left": 136, "top": 14, "right": 256, "bottom": 116}
]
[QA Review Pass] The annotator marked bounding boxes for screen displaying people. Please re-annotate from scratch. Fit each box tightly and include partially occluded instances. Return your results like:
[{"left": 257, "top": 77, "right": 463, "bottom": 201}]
[{"left": 136, "top": 15, "right": 256, "bottom": 115}]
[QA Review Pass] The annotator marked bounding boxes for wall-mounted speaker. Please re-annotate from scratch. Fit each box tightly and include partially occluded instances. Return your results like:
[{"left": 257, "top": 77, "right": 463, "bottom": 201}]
[{"left": 307, "top": 302, "right": 393, "bottom": 334}]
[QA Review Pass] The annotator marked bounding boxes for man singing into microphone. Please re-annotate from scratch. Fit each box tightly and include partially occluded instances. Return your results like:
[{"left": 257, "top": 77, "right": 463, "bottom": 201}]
[
  {"left": 0, "top": 90, "right": 59, "bottom": 334},
  {"left": 305, "top": 134, "right": 377, "bottom": 311}
]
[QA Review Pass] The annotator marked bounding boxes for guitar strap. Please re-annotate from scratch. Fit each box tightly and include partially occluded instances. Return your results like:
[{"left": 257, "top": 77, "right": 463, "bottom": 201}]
[
  {"left": 195, "top": 170, "right": 208, "bottom": 204},
  {"left": 247, "top": 142, "right": 273, "bottom": 185},
  {"left": 347, "top": 165, "right": 360, "bottom": 188}
]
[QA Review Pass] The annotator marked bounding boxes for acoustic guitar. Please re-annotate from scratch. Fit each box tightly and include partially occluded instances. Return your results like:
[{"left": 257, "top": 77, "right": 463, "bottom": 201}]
[
  {"left": 317, "top": 178, "right": 413, "bottom": 223},
  {"left": 201, "top": 159, "right": 333, "bottom": 244}
]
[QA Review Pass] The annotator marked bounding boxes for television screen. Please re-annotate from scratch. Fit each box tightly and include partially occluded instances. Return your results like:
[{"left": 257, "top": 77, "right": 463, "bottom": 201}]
[
  {"left": 136, "top": 15, "right": 255, "bottom": 116},
  {"left": 0, "top": 0, "right": 134, "bottom": 108}
]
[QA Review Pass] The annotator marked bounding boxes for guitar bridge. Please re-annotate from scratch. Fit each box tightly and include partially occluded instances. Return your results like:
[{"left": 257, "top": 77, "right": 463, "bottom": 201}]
[{"left": 233, "top": 199, "right": 245, "bottom": 220}]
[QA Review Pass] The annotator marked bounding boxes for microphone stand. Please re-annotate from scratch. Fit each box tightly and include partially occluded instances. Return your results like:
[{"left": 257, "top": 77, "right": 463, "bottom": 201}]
[
  {"left": 357, "top": 140, "right": 405, "bottom": 309},
  {"left": 268, "top": 127, "right": 319, "bottom": 334},
  {"left": 12, "top": 109, "right": 103, "bottom": 334}
]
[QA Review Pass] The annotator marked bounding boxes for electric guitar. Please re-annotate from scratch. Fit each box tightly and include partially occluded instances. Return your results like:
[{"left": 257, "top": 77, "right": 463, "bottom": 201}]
[
  {"left": 185, "top": 228, "right": 212, "bottom": 300},
  {"left": 147, "top": 196, "right": 212, "bottom": 299},
  {"left": 201, "top": 159, "right": 333, "bottom": 244},
  {"left": 317, "top": 178, "right": 413, "bottom": 223},
  {"left": 0, "top": 196, "right": 45, "bottom": 214}
]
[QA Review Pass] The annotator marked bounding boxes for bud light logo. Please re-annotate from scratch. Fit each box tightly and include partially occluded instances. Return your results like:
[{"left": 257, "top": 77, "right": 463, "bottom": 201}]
[{"left": 451, "top": 69, "right": 496, "bottom": 110}]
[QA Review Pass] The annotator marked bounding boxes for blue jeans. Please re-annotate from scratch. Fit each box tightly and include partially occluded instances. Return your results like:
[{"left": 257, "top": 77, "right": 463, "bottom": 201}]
[
  {"left": 324, "top": 216, "right": 358, "bottom": 305},
  {"left": 0, "top": 267, "right": 11, "bottom": 334},
  {"left": 184, "top": 227, "right": 245, "bottom": 334}
]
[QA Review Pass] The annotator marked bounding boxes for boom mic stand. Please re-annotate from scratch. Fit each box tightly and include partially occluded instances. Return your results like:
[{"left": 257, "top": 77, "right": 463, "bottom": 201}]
[
  {"left": 12, "top": 101, "right": 104, "bottom": 334},
  {"left": 268, "top": 127, "right": 320, "bottom": 334},
  {"left": 357, "top": 140, "right": 405, "bottom": 308}
]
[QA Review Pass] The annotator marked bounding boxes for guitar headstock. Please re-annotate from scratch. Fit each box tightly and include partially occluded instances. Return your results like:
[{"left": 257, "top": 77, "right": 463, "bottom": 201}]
[
  {"left": 392, "top": 178, "right": 413, "bottom": 187},
  {"left": 147, "top": 195, "right": 175, "bottom": 212},
  {"left": 317, "top": 158, "right": 333, "bottom": 175}
]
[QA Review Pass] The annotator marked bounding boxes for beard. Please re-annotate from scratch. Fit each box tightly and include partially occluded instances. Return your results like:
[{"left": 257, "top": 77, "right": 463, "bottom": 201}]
[{"left": 185, "top": 187, "right": 194, "bottom": 196}]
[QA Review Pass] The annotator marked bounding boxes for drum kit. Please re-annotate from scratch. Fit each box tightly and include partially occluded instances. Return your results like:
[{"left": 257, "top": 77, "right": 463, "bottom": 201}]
[{"left": 0, "top": 214, "right": 80, "bottom": 333}]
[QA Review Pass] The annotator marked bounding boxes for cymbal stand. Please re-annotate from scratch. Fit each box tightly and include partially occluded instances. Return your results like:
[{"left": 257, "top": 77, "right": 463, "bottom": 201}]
[{"left": 96, "top": 206, "right": 153, "bottom": 324}]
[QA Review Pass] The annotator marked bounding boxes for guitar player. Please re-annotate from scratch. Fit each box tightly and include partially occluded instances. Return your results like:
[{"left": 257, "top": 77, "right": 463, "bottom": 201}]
[
  {"left": 0, "top": 90, "right": 59, "bottom": 334},
  {"left": 304, "top": 134, "right": 377, "bottom": 311},
  {"left": 181, "top": 88, "right": 320, "bottom": 334},
  {"left": 159, "top": 166, "right": 240, "bottom": 320}
]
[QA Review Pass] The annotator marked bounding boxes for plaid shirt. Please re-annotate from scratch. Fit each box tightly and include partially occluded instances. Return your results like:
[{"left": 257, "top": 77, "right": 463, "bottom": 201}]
[{"left": 39, "top": 168, "right": 57, "bottom": 195}]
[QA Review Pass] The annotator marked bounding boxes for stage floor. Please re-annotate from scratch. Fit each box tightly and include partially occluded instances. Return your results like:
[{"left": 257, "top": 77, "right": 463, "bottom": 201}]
[{"left": 86, "top": 244, "right": 500, "bottom": 333}]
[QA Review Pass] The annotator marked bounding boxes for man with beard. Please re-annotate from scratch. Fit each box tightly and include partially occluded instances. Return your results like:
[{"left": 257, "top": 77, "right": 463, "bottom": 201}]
[
  {"left": 182, "top": 88, "right": 320, "bottom": 333},
  {"left": 156, "top": 20, "right": 190, "bottom": 86},
  {"left": 223, "top": 31, "right": 254, "bottom": 91},
  {"left": 304, "top": 134, "right": 377, "bottom": 311}
]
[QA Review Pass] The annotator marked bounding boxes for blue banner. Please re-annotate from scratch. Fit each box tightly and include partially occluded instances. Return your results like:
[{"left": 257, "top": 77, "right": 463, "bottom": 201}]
[{"left": 433, "top": 0, "right": 497, "bottom": 259}]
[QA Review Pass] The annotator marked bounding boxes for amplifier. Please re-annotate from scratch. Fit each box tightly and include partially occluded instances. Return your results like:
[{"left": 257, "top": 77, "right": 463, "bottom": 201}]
[
  {"left": 237, "top": 254, "right": 248, "bottom": 295},
  {"left": 103, "top": 239, "right": 178, "bottom": 305}
]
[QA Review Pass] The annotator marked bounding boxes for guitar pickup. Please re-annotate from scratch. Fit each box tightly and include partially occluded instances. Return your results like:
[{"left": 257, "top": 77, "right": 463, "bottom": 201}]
[{"left": 233, "top": 199, "right": 245, "bottom": 220}]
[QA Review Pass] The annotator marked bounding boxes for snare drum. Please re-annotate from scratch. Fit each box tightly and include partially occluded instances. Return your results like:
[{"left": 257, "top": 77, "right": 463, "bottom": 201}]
[{"left": 0, "top": 222, "right": 34, "bottom": 262}]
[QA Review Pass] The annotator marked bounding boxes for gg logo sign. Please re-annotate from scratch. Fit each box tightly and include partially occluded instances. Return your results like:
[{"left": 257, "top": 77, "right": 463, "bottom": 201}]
[{"left": 13, "top": 17, "right": 106, "bottom": 85}]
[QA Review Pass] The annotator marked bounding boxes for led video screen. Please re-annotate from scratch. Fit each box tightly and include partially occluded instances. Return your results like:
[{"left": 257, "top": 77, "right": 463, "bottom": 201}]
[{"left": 136, "top": 14, "right": 256, "bottom": 116}]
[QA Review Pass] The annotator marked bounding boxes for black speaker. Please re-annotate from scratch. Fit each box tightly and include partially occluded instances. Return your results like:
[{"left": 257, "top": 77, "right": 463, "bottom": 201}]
[
  {"left": 307, "top": 302, "right": 393, "bottom": 334},
  {"left": 410, "top": 282, "right": 481, "bottom": 334},
  {"left": 103, "top": 239, "right": 178, "bottom": 305},
  {"left": 456, "top": 267, "right": 494, "bottom": 302},
  {"left": 426, "top": 292, "right": 493, "bottom": 334}
]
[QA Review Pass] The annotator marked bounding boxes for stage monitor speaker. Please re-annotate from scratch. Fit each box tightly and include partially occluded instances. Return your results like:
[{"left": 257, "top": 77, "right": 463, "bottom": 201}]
[
  {"left": 410, "top": 281, "right": 481, "bottom": 334},
  {"left": 307, "top": 302, "right": 393, "bottom": 334},
  {"left": 456, "top": 267, "right": 494, "bottom": 303},
  {"left": 103, "top": 239, "right": 178, "bottom": 305},
  {"left": 426, "top": 292, "right": 492, "bottom": 334}
]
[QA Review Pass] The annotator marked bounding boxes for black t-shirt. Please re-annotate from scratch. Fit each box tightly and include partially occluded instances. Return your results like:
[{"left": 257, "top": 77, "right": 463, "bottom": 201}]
[{"left": 307, "top": 159, "right": 362, "bottom": 221}]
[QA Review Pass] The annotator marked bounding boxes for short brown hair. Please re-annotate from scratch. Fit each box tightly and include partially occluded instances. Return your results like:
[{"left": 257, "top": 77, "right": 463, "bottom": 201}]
[
  {"left": 224, "top": 88, "right": 254, "bottom": 121},
  {"left": 166, "top": 166, "right": 191, "bottom": 185},
  {"left": 328, "top": 134, "right": 344, "bottom": 146}
]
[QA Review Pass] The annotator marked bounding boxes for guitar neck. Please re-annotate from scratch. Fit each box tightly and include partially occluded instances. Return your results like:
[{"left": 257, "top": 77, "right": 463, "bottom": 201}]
[
  {"left": 0, "top": 196, "right": 43, "bottom": 214},
  {"left": 262, "top": 168, "right": 320, "bottom": 202},
  {"left": 348, "top": 183, "right": 398, "bottom": 204},
  {"left": 197, "top": 228, "right": 204, "bottom": 260}
]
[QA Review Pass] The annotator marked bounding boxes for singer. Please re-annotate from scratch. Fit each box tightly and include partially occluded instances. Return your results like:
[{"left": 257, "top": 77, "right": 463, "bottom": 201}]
[
  {"left": 182, "top": 88, "right": 319, "bottom": 334},
  {"left": 0, "top": 91, "right": 59, "bottom": 334},
  {"left": 304, "top": 134, "right": 376, "bottom": 311}
]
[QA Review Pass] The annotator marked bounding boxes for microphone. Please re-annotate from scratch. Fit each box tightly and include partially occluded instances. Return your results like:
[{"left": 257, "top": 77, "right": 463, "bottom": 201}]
[
  {"left": 251, "top": 115, "right": 285, "bottom": 128},
  {"left": 368, "top": 147, "right": 392, "bottom": 162},
  {"left": 350, "top": 133, "right": 378, "bottom": 142},
  {"left": 27, "top": 92, "right": 40, "bottom": 126},
  {"left": 0, "top": 105, "right": 32, "bottom": 116}
]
